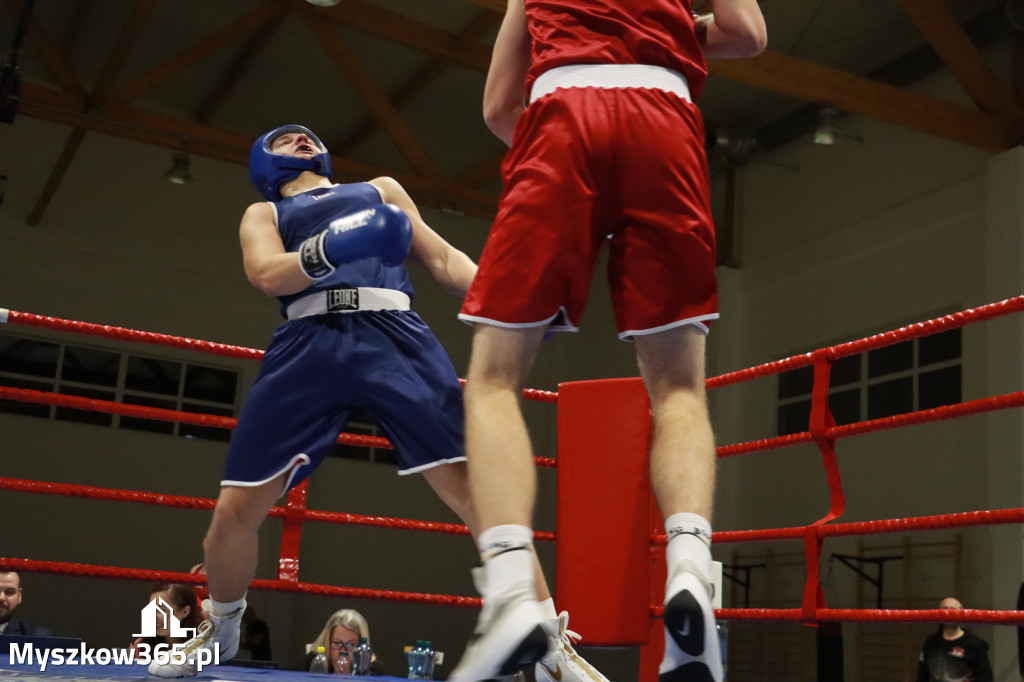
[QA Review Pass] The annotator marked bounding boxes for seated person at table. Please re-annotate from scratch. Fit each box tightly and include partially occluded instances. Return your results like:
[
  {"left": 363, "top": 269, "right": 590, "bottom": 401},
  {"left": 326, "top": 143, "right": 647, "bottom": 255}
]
[
  {"left": 0, "top": 571, "right": 54, "bottom": 637},
  {"left": 305, "top": 608, "right": 385, "bottom": 675}
]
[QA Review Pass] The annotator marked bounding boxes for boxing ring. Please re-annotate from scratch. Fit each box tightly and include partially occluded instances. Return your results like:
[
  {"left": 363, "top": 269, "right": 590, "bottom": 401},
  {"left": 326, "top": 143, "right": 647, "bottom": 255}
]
[{"left": 2, "top": 295, "right": 1024, "bottom": 680}]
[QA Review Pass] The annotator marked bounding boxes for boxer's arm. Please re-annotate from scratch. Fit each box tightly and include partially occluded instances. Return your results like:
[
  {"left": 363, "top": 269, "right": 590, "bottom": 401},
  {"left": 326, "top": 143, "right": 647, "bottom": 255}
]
[
  {"left": 239, "top": 202, "right": 311, "bottom": 297},
  {"left": 696, "top": 0, "right": 767, "bottom": 59},
  {"left": 370, "top": 176, "right": 477, "bottom": 297},
  {"left": 483, "top": 0, "right": 531, "bottom": 147}
]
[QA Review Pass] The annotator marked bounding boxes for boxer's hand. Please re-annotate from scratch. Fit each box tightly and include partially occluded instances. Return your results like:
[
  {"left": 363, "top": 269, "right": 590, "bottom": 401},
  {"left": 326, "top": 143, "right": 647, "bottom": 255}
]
[{"left": 299, "top": 204, "right": 413, "bottom": 278}]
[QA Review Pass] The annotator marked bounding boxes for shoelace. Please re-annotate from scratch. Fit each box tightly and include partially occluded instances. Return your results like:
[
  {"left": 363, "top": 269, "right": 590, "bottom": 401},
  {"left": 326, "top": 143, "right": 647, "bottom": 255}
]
[
  {"left": 559, "top": 626, "right": 582, "bottom": 651},
  {"left": 554, "top": 618, "right": 606, "bottom": 680},
  {"left": 180, "top": 620, "right": 214, "bottom": 656},
  {"left": 555, "top": 614, "right": 582, "bottom": 653}
]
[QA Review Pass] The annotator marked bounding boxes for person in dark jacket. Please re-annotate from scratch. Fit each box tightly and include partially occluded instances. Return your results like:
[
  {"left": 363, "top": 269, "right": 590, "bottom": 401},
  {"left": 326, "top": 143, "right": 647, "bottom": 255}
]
[
  {"left": 0, "top": 571, "right": 53, "bottom": 637},
  {"left": 916, "top": 597, "right": 993, "bottom": 682}
]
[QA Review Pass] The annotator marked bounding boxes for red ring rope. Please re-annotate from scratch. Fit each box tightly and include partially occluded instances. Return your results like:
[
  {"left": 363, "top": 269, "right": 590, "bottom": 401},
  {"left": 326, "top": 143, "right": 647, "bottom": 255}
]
[
  {"left": 0, "top": 308, "right": 558, "bottom": 403},
  {"left": 0, "top": 477, "right": 556, "bottom": 542},
  {"left": 0, "top": 386, "right": 558, "bottom": 467},
  {"left": 3, "top": 296, "right": 1024, "bottom": 649},
  {"left": 0, "top": 558, "right": 481, "bottom": 609}
]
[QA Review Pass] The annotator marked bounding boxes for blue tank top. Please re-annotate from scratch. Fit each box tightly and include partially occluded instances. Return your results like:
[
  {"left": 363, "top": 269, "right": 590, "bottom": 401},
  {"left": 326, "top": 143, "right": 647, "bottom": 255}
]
[{"left": 272, "top": 182, "right": 416, "bottom": 316}]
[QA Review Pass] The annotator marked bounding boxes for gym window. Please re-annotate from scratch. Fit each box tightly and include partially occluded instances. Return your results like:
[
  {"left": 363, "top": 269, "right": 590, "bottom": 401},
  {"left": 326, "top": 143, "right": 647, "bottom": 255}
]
[
  {"left": 0, "top": 330, "right": 239, "bottom": 442},
  {"left": 776, "top": 328, "right": 961, "bottom": 436}
]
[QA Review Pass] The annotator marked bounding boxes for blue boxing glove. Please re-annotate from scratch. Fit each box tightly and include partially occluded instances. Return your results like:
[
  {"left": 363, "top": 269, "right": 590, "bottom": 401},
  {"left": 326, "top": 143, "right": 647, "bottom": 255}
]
[{"left": 299, "top": 204, "right": 413, "bottom": 278}]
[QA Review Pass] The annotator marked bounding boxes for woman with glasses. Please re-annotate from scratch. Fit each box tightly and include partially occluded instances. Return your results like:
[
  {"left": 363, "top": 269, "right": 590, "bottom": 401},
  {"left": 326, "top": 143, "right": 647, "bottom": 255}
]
[{"left": 305, "top": 609, "right": 384, "bottom": 675}]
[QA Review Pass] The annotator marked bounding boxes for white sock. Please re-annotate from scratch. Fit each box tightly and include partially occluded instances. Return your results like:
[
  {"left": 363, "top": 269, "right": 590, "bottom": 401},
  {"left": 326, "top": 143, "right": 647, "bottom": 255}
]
[
  {"left": 207, "top": 596, "right": 246, "bottom": 617},
  {"left": 478, "top": 524, "right": 534, "bottom": 560},
  {"left": 478, "top": 525, "right": 535, "bottom": 596},
  {"left": 665, "top": 512, "right": 712, "bottom": 580},
  {"left": 538, "top": 598, "right": 558, "bottom": 620}
]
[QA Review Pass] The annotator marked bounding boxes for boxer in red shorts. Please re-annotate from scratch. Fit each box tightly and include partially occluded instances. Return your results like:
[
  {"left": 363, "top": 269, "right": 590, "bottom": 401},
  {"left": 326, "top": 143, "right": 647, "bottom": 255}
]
[{"left": 452, "top": 2, "right": 766, "bottom": 682}]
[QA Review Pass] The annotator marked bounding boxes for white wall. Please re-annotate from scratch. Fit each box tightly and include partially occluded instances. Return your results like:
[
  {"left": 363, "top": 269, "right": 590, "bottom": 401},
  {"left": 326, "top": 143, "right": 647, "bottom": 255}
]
[{"left": 706, "top": 41, "right": 1023, "bottom": 679}]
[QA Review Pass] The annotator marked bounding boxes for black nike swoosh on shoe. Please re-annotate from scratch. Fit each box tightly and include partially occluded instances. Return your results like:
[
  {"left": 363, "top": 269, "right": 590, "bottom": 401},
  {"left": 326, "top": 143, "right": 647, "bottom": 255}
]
[
  {"left": 664, "top": 590, "right": 705, "bottom": 655},
  {"left": 658, "top": 661, "right": 716, "bottom": 682}
]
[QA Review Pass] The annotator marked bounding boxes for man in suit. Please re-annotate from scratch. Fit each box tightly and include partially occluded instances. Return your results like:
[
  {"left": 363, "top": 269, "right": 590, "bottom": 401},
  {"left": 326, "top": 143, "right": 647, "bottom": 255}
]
[{"left": 0, "top": 571, "right": 53, "bottom": 637}]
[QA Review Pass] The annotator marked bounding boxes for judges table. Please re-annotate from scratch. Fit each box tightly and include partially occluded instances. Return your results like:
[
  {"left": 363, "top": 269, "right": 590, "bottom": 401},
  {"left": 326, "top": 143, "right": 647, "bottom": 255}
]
[{"left": 2, "top": 647, "right": 406, "bottom": 682}]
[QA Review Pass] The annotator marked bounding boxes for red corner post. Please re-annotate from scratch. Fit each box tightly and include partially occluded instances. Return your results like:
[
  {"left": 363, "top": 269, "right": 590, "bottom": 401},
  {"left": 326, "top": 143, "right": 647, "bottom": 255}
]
[
  {"left": 278, "top": 480, "right": 309, "bottom": 584},
  {"left": 555, "top": 377, "right": 653, "bottom": 646}
]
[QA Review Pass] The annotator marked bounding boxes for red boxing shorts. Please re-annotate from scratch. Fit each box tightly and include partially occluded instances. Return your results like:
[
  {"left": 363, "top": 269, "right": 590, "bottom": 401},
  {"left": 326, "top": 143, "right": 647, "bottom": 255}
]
[{"left": 459, "top": 85, "right": 718, "bottom": 340}]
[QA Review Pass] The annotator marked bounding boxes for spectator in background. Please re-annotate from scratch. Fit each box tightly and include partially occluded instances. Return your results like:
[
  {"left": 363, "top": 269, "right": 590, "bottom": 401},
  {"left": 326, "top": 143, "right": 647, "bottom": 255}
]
[
  {"left": 305, "top": 608, "right": 384, "bottom": 675},
  {"left": 916, "top": 596, "right": 993, "bottom": 682},
  {"left": 0, "top": 571, "right": 53, "bottom": 637},
  {"left": 240, "top": 606, "right": 272, "bottom": 661},
  {"left": 131, "top": 583, "right": 206, "bottom": 652}
]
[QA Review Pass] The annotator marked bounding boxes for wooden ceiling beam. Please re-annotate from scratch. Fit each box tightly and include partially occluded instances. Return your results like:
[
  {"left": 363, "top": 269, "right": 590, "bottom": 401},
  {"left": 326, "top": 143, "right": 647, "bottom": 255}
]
[
  {"left": 17, "top": 83, "right": 500, "bottom": 220},
  {"left": 300, "top": 8, "right": 441, "bottom": 178},
  {"left": 0, "top": 0, "right": 85, "bottom": 97},
  {"left": 22, "top": 0, "right": 157, "bottom": 226},
  {"left": 108, "top": 1, "right": 285, "bottom": 106},
  {"left": 303, "top": 0, "right": 492, "bottom": 73},
  {"left": 195, "top": 4, "right": 290, "bottom": 124},
  {"left": 59, "top": 0, "right": 92, "bottom": 56},
  {"left": 333, "top": 58, "right": 449, "bottom": 158},
  {"left": 453, "top": 8, "right": 504, "bottom": 50},
  {"left": 26, "top": 128, "right": 86, "bottom": 226},
  {"left": 457, "top": 147, "right": 506, "bottom": 188},
  {"left": 334, "top": 9, "right": 501, "bottom": 156},
  {"left": 458, "top": 0, "right": 505, "bottom": 11},
  {"left": 455, "top": 0, "right": 1023, "bottom": 151},
  {"left": 90, "top": 0, "right": 159, "bottom": 106},
  {"left": 898, "top": 0, "right": 1023, "bottom": 118},
  {"left": 708, "top": 49, "right": 1024, "bottom": 151}
]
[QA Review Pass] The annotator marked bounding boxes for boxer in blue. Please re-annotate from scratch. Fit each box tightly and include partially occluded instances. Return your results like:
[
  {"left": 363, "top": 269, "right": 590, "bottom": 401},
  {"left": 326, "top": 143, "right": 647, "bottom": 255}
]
[{"left": 150, "top": 126, "right": 595, "bottom": 679}]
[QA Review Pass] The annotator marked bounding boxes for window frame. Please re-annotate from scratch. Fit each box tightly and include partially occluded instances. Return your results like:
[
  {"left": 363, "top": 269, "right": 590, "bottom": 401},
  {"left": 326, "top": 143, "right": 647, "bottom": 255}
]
[{"left": 776, "top": 328, "right": 961, "bottom": 436}]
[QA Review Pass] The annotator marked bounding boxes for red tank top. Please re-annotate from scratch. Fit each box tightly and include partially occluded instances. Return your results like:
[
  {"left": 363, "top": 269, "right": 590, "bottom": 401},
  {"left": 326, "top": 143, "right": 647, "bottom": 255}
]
[{"left": 524, "top": 0, "right": 707, "bottom": 100}]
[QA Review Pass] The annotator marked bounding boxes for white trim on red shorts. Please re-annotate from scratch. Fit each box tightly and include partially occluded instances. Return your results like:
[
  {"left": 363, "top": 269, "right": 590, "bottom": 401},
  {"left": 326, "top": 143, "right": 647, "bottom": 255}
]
[
  {"left": 221, "top": 452, "right": 311, "bottom": 495},
  {"left": 457, "top": 306, "right": 578, "bottom": 333},
  {"left": 619, "top": 313, "right": 719, "bottom": 342}
]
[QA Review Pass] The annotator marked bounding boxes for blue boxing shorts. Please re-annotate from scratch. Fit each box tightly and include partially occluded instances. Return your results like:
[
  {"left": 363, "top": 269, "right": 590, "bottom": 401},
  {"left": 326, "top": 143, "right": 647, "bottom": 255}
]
[{"left": 222, "top": 311, "right": 466, "bottom": 492}]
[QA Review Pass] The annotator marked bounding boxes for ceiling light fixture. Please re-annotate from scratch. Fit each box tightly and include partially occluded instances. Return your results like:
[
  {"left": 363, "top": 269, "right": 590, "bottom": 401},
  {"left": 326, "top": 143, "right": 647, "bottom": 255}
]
[
  {"left": 164, "top": 152, "right": 193, "bottom": 185},
  {"left": 813, "top": 107, "right": 840, "bottom": 145}
]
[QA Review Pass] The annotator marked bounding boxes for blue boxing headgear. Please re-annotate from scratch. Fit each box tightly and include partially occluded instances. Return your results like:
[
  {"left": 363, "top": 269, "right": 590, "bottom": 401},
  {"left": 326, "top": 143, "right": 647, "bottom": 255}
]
[{"left": 249, "top": 125, "right": 334, "bottom": 201}]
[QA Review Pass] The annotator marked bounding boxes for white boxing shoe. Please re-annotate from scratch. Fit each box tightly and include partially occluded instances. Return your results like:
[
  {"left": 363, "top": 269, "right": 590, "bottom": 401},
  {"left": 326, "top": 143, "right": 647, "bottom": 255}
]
[
  {"left": 147, "top": 599, "right": 243, "bottom": 678},
  {"left": 450, "top": 568, "right": 550, "bottom": 682},
  {"left": 659, "top": 569, "right": 721, "bottom": 682},
  {"left": 536, "top": 611, "right": 610, "bottom": 682}
]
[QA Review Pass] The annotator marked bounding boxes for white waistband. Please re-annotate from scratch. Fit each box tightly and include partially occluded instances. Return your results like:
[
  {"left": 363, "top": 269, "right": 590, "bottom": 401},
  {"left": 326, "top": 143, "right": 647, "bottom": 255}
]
[
  {"left": 286, "top": 287, "right": 411, "bottom": 320},
  {"left": 530, "top": 64, "right": 691, "bottom": 104}
]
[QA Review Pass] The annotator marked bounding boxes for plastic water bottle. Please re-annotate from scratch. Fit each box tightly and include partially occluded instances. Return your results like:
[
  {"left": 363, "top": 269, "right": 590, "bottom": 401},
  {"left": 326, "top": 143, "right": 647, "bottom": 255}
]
[
  {"left": 407, "top": 640, "right": 425, "bottom": 679},
  {"left": 353, "top": 637, "right": 374, "bottom": 675},
  {"left": 337, "top": 651, "right": 351, "bottom": 675},
  {"left": 310, "top": 645, "right": 330, "bottom": 673},
  {"left": 717, "top": 621, "right": 729, "bottom": 678},
  {"left": 420, "top": 641, "right": 435, "bottom": 680}
]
